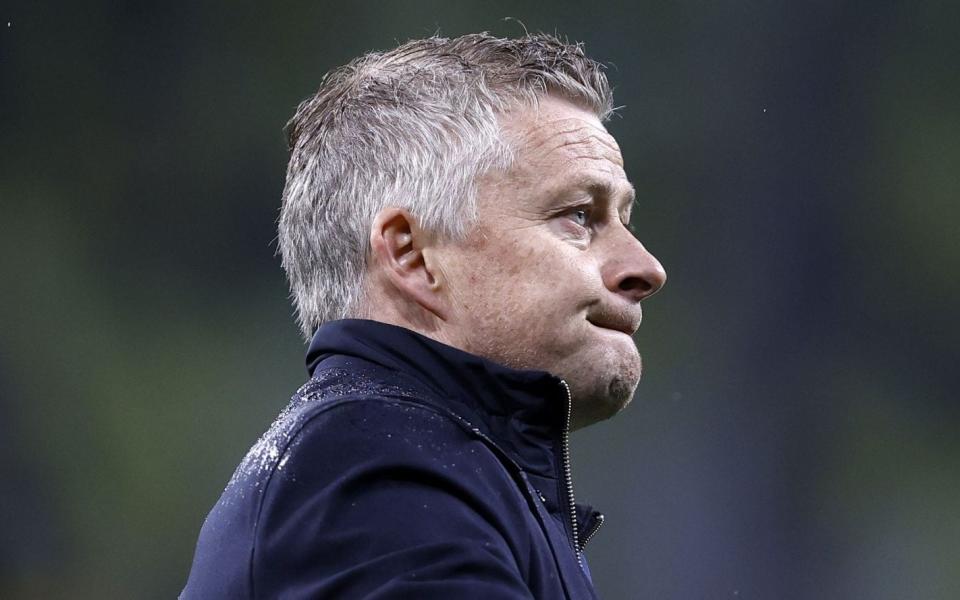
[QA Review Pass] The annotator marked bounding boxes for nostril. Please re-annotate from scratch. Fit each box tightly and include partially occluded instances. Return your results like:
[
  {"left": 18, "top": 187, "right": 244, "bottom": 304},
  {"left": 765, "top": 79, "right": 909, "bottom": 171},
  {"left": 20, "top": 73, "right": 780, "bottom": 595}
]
[
  {"left": 605, "top": 250, "right": 666, "bottom": 301},
  {"left": 618, "top": 276, "right": 652, "bottom": 294}
]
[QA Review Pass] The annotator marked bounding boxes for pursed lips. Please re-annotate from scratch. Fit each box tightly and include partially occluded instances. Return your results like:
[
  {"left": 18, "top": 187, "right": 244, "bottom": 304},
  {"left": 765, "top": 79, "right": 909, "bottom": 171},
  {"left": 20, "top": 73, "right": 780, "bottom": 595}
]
[{"left": 586, "top": 313, "right": 642, "bottom": 336}]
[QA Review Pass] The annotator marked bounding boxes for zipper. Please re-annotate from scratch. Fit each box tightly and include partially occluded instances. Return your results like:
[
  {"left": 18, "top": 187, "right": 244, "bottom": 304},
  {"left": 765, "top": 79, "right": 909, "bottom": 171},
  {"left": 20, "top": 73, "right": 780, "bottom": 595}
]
[
  {"left": 559, "top": 379, "right": 583, "bottom": 568},
  {"left": 578, "top": 512, "right": 605, "bottom": 552}
]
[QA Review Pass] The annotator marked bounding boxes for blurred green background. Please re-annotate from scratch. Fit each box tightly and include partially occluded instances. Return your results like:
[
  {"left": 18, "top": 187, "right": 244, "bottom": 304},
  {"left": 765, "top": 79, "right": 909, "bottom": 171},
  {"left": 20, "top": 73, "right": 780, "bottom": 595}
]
[{"left": 2, "top": 1, "right": 958, "bottom": 598}]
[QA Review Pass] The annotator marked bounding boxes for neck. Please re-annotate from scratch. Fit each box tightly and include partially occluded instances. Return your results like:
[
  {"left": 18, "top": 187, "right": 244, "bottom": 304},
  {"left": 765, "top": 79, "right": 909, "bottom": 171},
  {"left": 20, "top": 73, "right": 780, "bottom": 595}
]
[{"left": 355, "top": 288, "right": 453, "bottom": 347}]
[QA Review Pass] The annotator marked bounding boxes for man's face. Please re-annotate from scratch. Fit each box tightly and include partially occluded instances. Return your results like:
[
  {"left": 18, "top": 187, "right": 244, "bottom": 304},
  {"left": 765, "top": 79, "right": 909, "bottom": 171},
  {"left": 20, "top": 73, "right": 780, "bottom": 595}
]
[{"left": 436, "top": 95, "right": 666, "bottom": 429}]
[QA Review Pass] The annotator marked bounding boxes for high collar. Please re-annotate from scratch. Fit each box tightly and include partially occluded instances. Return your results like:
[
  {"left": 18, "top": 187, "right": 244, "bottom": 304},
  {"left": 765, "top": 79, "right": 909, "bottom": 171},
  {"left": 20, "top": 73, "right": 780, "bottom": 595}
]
[{"left": 305, "top": 319, "right": 570, "bottom": 479}]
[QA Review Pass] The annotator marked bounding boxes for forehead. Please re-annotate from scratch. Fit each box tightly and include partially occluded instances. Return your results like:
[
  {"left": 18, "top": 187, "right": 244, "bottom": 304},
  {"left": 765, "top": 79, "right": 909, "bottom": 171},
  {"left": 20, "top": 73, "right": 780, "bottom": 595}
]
[
  {"left": 495, "top": 97, "right": 632, "bottom": 206},
  {"left": 503, "top": 97, "right": 624, "bottom": 172}
]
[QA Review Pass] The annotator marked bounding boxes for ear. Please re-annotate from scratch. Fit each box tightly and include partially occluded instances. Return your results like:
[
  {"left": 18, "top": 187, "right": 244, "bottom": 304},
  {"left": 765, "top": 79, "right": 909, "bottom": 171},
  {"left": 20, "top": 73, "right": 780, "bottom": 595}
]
[{"left": 369, "top": 207, "right": 448, "bottom": 320}]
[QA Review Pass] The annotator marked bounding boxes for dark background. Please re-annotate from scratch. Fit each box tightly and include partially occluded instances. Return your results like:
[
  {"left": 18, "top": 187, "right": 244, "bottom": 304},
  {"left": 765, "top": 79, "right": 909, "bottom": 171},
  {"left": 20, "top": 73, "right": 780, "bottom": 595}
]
[{"left": 2, "top": 1, "right": 958, "bottom": 598}]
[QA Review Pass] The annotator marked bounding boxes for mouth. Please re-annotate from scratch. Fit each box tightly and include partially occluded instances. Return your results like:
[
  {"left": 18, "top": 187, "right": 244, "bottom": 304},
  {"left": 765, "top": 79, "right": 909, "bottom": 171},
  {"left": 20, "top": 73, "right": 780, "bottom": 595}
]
[
  {"left": 587, "top": 319, "right": 638, "bottom": 337},
  {"left": 586, "top": 305, "right": 643, "bottom": 337}
]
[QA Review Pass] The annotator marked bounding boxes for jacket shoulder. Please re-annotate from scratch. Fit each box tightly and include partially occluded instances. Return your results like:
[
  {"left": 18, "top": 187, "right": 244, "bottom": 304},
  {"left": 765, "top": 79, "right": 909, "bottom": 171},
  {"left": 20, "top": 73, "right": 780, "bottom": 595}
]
[
  {"left": 182, "top": 367, "right": 464, "bottom": 599},
  {"left": 227, "top": 368, "right": 426, "bottom": 482},
  {"left": 247, "top": 377, "right": 539, "bottom": 598}
]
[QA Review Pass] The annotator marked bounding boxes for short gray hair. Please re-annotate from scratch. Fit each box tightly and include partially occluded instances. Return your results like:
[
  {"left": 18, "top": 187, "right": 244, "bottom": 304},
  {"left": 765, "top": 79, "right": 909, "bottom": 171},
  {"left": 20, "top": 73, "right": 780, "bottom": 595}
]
[{"left": 278, "top": 32, "right": 614, "bottom": 339}]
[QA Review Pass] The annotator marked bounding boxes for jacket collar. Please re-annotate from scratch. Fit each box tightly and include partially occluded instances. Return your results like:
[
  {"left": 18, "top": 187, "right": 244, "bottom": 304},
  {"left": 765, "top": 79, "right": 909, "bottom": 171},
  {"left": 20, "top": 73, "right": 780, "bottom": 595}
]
[{"left": 305, "top": 319, "right": 569, "bottom": 479}]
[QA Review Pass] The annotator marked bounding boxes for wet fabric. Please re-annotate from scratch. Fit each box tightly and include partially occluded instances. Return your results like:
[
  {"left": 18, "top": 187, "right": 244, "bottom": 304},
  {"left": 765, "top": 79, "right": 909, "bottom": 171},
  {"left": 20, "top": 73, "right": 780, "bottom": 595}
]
[{"left": 181, "top": 319, "right": 602, "bottom": 599}]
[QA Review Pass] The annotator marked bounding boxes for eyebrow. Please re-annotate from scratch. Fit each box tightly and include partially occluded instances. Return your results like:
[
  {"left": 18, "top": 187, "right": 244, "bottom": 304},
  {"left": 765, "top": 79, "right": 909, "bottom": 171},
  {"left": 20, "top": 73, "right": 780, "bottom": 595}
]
[{"left": 583, "top": 179, "right": 637, "bottom": 212}]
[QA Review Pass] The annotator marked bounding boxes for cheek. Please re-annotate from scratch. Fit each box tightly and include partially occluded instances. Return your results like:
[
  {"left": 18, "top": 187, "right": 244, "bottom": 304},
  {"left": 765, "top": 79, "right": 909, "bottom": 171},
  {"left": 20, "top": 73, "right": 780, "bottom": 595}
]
[
  {"left": 504, "top": 237, "right": 587, "bottom": 280},
  {"left": 455, "top": 232, "right": 597, "bottom": 321}
]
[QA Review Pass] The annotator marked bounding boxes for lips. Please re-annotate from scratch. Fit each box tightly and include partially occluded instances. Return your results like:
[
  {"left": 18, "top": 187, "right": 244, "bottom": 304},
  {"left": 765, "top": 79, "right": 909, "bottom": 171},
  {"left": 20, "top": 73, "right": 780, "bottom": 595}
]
[
  {"left": 586, "top": 308, "right": 642, "bottom": 336},
  {"left": 589, "top": 321, "right": 635, "bottom": 336}
]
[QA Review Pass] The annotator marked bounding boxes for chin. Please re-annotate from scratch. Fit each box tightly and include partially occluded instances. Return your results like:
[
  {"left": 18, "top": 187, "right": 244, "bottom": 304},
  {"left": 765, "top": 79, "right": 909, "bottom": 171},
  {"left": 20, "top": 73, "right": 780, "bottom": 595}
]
[{"left": 568, "top": 349, "right": 642, "bottom": 430}]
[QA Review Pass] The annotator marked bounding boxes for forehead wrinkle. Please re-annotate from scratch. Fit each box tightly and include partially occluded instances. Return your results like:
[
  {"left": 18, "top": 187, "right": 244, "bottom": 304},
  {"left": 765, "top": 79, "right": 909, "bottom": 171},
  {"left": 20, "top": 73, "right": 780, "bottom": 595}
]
[
  {"left": 523, "top": 139, "right": 624, "bottom": 179},
  {"left": 537, "top": 130, "right": 621, "bottom": 166},
  {"left": 512, "top": 114, "right": 621, "bottom": 158},
  {"left": 559, "top": 153, "right": 627, "bottom": 178},
  {"left": 535, "top": 115, "right": 617, "bottom": 145}
]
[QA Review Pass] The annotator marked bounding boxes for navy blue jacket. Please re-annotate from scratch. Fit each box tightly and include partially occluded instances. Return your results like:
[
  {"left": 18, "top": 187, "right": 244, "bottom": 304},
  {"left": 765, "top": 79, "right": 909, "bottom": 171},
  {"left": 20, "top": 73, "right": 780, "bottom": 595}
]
[{"left": 182, "top": 319, "right": 604, "bottom": 599}]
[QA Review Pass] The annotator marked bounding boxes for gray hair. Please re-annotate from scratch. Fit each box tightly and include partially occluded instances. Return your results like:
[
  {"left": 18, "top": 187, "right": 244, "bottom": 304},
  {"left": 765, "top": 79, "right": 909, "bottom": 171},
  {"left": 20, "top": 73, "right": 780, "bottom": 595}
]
[{"left": 278, "top": 32, "right": 614, "bottom": 339}]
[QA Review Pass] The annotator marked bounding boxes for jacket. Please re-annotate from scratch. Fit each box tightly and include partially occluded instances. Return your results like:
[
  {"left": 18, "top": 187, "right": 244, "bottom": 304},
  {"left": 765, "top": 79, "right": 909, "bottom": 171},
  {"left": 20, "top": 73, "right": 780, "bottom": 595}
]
[{"left": 181, "top": 319, "right": 604, "bottom": 599}]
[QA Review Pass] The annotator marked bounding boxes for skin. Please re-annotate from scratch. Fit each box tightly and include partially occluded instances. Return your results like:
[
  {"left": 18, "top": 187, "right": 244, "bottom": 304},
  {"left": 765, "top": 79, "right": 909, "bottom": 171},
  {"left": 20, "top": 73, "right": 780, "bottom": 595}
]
[{"left": 364, "top": 95, "right": 666, "bottom": 430}]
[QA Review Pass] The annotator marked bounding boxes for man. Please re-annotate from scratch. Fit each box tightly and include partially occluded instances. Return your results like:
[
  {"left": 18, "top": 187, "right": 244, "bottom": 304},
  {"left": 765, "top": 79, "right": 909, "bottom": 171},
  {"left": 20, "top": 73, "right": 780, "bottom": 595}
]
[{"left": 183, "top": 32, "right": 665, "bottom": 599}]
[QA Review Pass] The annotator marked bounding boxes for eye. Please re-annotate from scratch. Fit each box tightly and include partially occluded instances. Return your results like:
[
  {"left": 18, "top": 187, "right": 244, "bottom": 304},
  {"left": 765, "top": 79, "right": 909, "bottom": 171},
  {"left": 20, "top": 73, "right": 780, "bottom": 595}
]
[{"left": 569, "top": 208, "right": 590, "bottom": 227}]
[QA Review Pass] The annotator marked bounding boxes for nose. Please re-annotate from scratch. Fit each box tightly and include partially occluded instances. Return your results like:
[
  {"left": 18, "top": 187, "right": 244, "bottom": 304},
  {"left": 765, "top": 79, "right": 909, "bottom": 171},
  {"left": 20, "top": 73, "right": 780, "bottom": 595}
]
[{"left": 602, "top": 232, "right": 667, "bottom": 303}]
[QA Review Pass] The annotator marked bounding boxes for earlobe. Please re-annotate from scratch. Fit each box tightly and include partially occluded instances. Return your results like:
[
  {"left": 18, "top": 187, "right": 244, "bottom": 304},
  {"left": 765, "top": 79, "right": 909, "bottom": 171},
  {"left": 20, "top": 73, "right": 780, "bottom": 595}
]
[{"left": 369, "top": 208, "right": 447, "bottom": 319}]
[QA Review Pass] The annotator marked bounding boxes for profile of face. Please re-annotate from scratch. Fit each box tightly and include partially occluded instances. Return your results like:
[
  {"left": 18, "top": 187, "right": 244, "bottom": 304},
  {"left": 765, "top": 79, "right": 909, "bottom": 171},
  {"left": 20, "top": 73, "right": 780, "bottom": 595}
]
[{"left": 436, "top": 96, "right": 667, "bottom": 429}]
